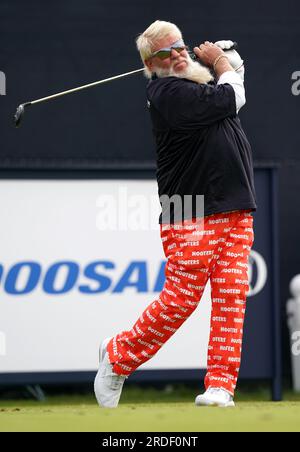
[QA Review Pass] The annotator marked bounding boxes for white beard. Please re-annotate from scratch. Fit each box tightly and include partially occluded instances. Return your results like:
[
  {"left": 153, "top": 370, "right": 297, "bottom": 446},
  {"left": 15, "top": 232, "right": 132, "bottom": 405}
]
[{"left": 154, "top": 55, "right": 213, "bottom": 85}]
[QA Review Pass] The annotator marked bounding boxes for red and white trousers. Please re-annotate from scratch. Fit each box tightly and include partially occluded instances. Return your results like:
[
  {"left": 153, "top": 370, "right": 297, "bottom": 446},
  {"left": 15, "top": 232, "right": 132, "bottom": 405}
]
[{"left": 107, "top": 210, "right": 254, "bottom": 396}]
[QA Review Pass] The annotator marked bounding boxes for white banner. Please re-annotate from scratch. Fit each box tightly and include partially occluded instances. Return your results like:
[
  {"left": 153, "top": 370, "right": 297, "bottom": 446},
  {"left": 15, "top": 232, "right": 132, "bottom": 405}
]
[{"left": 0, "top": 180, "right": 213, "bottom": 374}]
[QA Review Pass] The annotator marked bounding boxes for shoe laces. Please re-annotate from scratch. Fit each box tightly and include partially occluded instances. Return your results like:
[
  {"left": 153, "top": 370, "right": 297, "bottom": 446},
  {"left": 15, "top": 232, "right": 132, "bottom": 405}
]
[
  {"left": 207, "top": 387, "right": 230, "bottom": 398},
  {"left": 109, "top": 372, "right": 127, "bottom": 390},
  {"left": 208, "top": 387, "right": 220, "bottom": 394}
]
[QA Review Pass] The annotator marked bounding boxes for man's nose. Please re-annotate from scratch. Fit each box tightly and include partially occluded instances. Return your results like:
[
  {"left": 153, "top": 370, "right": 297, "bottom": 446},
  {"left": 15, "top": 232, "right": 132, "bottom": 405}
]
[{"left": 170, "top": 48, "right": 180, "bottom": 59}]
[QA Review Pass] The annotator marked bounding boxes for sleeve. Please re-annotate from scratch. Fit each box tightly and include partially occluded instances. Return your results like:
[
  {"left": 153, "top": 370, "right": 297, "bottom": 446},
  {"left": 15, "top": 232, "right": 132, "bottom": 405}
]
[
  {"left": 150, "top": 78, "right": 237, "bottom": 130},
  {"left": 217, "top": 71, "right": 246, "bottom": 113}
]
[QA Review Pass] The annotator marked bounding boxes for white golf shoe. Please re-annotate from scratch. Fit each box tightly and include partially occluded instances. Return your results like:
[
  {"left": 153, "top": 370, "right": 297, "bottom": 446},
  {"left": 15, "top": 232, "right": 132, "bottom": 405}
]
[
  {"left": 195, "top": 388, "right": 235, "bottom": 408},
  {"left": 94, "top": 337, "right": 127, "bottom": 408}
]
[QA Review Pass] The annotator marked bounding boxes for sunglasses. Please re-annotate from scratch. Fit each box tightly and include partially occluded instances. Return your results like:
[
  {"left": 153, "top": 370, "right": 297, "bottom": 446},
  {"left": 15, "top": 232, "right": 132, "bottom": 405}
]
[{"left": 150, "top": 39, "right": 188, "bottom": 60}]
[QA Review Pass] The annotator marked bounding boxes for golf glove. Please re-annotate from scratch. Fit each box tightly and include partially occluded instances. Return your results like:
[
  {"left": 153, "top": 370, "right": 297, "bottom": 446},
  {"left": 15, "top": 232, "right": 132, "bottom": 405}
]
[{"left": 214, "top": 40, "right": 245, "bottom": 82}]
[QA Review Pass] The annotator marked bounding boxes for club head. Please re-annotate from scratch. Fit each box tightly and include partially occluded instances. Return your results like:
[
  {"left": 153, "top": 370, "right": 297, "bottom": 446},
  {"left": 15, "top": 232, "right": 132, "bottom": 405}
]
[{"left": 14, "top": 102, "right": 30, "bottom": 128}]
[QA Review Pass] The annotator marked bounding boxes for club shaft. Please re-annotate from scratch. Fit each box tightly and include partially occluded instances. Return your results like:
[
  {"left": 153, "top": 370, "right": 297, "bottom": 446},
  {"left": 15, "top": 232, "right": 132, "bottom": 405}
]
[
  {"left": 26, "top": 42, "right": 238, "bottom": 106},
  {"left": 30, "top": 68, "right": 144, "bottom": 106}
]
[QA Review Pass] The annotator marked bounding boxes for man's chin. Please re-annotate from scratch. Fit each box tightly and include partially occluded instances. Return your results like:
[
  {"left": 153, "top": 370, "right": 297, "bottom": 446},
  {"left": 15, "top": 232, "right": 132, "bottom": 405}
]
[
  {"left": 170, "top": 60, "right": 214, "bottom": 84},
  {"left": 173, "top": 61, "right": 188, "bottom": 72},
  {"left": 154, "top": 58, "right": 213, "bottom": 85}
]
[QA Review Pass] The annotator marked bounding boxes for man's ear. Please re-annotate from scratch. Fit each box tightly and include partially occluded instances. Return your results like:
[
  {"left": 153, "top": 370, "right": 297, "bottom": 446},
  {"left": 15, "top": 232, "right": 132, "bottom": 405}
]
[{"left": 145, "top": 59, "right": 153, "bottom": 72}]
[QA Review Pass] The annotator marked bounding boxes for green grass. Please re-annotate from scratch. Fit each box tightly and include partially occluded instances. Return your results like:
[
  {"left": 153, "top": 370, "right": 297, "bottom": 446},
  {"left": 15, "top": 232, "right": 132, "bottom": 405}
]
[{"left": 1, "top": 387, "right": 300, "bottom": 432}]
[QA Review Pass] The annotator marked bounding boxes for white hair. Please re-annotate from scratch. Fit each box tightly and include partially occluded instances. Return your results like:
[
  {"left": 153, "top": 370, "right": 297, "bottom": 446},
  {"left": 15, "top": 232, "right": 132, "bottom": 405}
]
[
  {"left": 136, "top": 20, "right": 182, "bottom": 78},
  {"left": 135, "top": 20, "right": 213, "bottom": 84}
]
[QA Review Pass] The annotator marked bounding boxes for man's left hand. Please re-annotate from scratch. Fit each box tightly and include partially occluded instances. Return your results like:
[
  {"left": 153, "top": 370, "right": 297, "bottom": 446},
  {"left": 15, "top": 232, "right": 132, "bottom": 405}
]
[{"left": 214, "top": 40, "right": 244, "bottom": 81}]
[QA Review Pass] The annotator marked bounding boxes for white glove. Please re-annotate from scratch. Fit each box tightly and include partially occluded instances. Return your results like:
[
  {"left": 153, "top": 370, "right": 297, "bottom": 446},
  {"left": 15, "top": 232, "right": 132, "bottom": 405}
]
[{"left": 214, "top": 40, "right": 244, "bottom": 81}]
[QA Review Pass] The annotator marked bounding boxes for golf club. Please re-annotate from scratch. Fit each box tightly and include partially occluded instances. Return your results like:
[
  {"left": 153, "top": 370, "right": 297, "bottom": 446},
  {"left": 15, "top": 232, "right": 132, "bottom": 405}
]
[{"left": 14, "top": 42, "right": 238, "bottom": 127}]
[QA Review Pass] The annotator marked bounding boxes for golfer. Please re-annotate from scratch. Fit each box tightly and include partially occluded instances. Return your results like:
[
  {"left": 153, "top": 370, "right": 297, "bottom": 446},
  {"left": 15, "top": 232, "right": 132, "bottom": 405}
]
[{"left": 94, "top": 20, "right": 257, "bottom": 408}]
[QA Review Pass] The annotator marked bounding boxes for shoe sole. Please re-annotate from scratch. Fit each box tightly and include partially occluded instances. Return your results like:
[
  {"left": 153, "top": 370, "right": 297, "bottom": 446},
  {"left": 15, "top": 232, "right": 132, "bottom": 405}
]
[
  {"left": 94, "top": 337, "right": 114, "bottom": 409},
  {"left": 195, "top": 400, "right": 235, "bottom": 408},
  {"left": 99, "top": 337, "right": 112, "bottom": 363}
]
